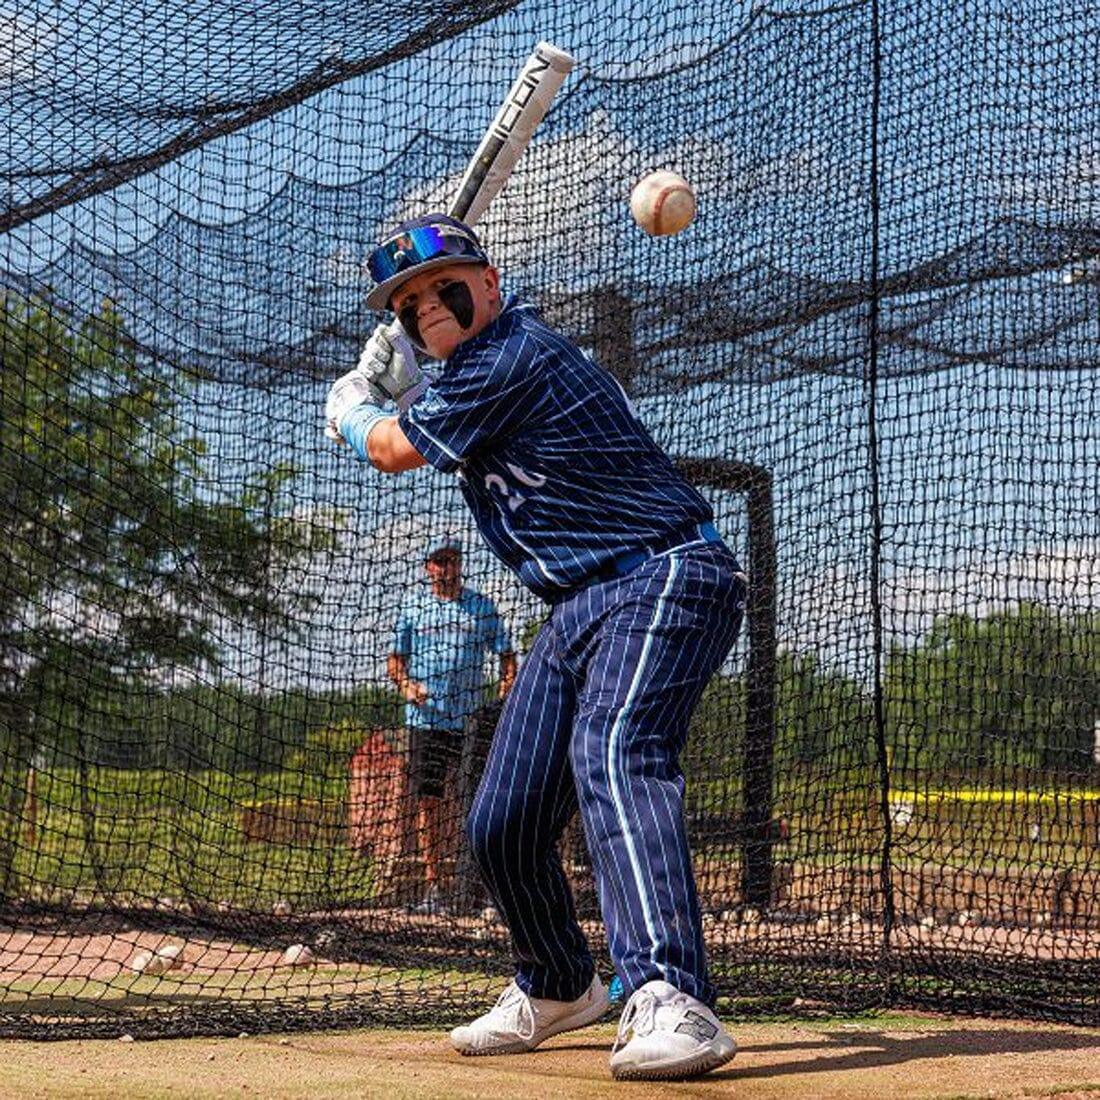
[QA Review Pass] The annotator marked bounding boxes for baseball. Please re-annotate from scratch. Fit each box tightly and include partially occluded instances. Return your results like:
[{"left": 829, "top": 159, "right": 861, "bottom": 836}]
[
  {"left": 131, "top": 944, "right": 183, "bottom": 975},
  {"left": 629, "top": 170, "right": 697, "bottom": 236},
  {"left": 313, "top": 928, "right": 339, "bottom": 952},
  {"left": 129, "top": 950, "right": 154, "bottom": 974},
  {"left": 280, "top": 943, "right": 315, "bottom": 967},
  {"left": 272, "top": 898, "right": 293, "bottom": 917}
]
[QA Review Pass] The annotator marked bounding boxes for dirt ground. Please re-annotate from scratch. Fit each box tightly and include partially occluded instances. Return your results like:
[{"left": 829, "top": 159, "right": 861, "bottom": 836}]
[{"left": 2, "top": 1014, "right": 1099, "bottom": 1100}]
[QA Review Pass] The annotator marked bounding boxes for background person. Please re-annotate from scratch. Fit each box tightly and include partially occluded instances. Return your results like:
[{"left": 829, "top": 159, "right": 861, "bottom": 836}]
[{"left": 388, "top": 536, "right": 516, "bottom": 914}]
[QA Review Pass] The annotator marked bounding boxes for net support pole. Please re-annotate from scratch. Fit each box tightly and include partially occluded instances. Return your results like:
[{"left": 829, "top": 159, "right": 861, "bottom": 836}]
[{"left": 675, "top": 458, "right": 777, "bottom": 911}]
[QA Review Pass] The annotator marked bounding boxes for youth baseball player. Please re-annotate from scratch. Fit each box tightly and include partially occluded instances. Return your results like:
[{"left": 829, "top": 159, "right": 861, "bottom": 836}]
[{"left": 324, "top": 214, "right": 747, "bottom": 1080}]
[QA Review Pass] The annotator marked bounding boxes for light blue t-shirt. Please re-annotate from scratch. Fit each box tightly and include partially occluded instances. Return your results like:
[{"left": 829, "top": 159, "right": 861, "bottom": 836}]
[{"left": 393, "top": 585, "right": 513, "bottom": 732}]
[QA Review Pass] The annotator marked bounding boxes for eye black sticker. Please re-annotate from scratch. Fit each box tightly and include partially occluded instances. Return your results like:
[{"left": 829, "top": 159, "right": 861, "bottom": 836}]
[{"left": 438, "top": 280, "right": 475, "bottom": 329}]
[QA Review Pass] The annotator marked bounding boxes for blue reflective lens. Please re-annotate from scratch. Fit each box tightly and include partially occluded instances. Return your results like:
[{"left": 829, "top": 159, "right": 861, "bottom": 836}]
[{"left": 368, "top": 225, "right": 483, "bottom": 284}]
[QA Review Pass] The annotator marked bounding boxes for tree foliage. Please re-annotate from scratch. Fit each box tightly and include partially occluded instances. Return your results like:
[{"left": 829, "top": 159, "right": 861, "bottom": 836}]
[
  {"left": 885, "top": 602, "right": 1100, "bottom": 773},
  {"left": 0, "top": 294, "right": 334, "bottom": 887},
  {"left": 683, "top": 652, "right": 873, "bottom": 793},
  {"left": 79, "top": 681, "right": 404, "bottom": 773}
]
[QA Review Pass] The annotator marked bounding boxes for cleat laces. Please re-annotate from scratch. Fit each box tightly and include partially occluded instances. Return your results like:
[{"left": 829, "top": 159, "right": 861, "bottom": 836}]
[{"left": 613, "top": 985, "right": 668, "bottom": 1053}]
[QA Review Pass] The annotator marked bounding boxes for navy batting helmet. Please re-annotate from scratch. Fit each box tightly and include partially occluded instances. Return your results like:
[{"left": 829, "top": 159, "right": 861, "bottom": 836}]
[{"left": 366, "top": 213, "right": 489, "bottom": 311}]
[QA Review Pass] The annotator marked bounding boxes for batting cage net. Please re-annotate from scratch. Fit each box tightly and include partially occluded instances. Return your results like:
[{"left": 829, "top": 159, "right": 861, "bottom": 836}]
[{"left": 1, "top": 0, "right": 1098, "bottom": 1038}]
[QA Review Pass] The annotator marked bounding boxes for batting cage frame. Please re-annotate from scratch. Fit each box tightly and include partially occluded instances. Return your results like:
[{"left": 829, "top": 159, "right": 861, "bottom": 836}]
[{"left": 1, "top": 0, "right": 1099, "bottom": 1040}]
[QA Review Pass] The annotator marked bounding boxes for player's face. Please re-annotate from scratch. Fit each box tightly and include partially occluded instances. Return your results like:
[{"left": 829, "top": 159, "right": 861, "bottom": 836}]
[{"left": 390, "top": 263, "right": 500, "bottom": 360}]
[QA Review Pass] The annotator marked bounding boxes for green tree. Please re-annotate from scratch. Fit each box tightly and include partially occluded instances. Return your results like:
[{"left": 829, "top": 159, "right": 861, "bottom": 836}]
[
  {"left": 774, "top": 652, "right": 873, "bottom": 768},
  {"left": 683, "top": 654, "right": 872, "bottom": 791},
  {"left": 885, "top": 603, "right": 1100, "bottom": 775},
  {"left": 146, "top": 680, "right": 403, "bottom": 774},
  {"left": 0, "top": 293, "right": 332, "bottom": 893}
]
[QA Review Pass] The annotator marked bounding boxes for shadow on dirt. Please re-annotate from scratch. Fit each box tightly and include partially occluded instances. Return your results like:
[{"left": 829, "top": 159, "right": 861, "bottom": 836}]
[{"left": 717, "top": 1025, "right": 1100, "bottom": 1081}]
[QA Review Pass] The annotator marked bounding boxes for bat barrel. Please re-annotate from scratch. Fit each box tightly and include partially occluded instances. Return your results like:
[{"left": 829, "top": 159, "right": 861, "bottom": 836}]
[
  {"left": 532, "top": 40, "right": 575, "bottom": 74},
  {"left": 448, "top": 41, "right": 576, "bottom": 225}
]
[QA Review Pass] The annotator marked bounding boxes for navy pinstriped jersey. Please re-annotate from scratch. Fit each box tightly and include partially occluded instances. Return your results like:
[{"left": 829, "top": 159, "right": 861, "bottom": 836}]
[{"left": 399, "top": 297, "right": 713, "bottom": 602}]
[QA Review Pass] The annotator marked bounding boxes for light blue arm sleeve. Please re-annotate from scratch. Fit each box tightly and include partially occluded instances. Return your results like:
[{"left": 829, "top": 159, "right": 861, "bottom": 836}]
[{"left": 342, "top": 404, "right": 389, "bottom": 462}]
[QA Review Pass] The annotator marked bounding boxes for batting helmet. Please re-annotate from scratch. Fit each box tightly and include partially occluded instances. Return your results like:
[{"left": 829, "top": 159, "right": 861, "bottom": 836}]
[{"left": 366, "top": 213, "right": 489, "bottom": 310}]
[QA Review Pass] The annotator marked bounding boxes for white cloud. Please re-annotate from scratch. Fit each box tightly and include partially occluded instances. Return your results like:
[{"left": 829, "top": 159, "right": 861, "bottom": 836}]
[
  {"left": 997, "top": 149, "right": 1100, "bottom": 218},
  {"left": 386, "top": 110, "right": 640, "bottom": 275},
  {"left": 378, "top": 109, "right": 829, "bottom": 294}
]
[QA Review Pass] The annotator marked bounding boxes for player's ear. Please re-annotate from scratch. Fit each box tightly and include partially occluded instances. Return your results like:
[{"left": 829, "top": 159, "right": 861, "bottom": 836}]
[{"left": 481, "top": 264, "right": 500, "bottom": 299}]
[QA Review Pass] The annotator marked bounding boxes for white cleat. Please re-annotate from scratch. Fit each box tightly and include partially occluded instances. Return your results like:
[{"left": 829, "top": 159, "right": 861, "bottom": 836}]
[
  {"left": 609, "top": 979, "right": 736, "bottom": 1080},
  {"left": 450, "top": 974, "right": 609, "bottom": 1056}
]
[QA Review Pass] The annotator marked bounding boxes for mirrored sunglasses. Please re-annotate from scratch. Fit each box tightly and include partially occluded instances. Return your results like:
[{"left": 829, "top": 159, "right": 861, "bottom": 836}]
[{"left": 368, "top": 224, "right": 485, "bottom": 285}]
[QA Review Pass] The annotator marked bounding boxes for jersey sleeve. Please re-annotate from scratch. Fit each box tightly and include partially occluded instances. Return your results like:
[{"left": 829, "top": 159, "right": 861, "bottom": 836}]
[{"left": 398, "top": 334, "right": 545, "bottom": 473}]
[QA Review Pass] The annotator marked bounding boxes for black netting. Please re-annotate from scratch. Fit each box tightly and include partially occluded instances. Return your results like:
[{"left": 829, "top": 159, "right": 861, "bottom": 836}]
[
  {"left": 0, "top": 0, "right": 1098, "bottom": 1039},
  {"left": 2, "top": 0, "right": 520, "bottom": 231}
]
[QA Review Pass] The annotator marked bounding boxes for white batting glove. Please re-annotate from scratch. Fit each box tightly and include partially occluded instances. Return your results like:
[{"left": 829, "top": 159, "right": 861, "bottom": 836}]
[
  {"left": 356, "top": 320, "right": 429, "bottom": 413},
  {"left": 324, "top": 369, "right": 388, "bottom": 444}
]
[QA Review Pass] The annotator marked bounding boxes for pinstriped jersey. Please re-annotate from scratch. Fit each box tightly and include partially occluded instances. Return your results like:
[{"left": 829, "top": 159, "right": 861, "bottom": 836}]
[{"left": 399, "top": 296, "right": 713, "bottom": 601}]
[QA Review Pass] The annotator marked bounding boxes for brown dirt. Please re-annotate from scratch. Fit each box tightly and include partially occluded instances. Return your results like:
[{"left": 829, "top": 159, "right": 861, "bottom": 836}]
[
  {"left": 2, "top": 1015, "right": 1099, "bottom": 1100},
  {"left": 0, "top": 925, "right": 298, "bottom": 984}
]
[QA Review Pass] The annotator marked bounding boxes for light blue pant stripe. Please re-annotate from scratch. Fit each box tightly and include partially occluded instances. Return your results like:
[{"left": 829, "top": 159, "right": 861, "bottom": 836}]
[{"left": 605, "top": 555, "right": 682, "bottom": 976}]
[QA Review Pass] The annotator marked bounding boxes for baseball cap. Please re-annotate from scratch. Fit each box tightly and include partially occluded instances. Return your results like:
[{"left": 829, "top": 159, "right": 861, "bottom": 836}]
[
  {"left": 366, "top": 214, "right": 489, "bottom": 310},
  {"left": 425, "top": 535, "right": 463, "bottom": 561}
]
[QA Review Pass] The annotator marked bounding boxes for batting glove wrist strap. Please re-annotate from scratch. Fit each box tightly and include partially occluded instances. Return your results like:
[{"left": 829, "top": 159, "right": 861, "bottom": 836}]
[
  {"left": 340, "top": 403, "right": 389, "bottom": 461},
  {"left": 396, "top": 376, "right": 431, "bottom": 413},
  {"left": 325, "top": 368, "right": 389, "bottom": 455}
]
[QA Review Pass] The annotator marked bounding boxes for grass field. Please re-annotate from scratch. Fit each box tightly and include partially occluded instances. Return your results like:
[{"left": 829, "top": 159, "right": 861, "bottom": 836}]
[
  {"left": 8, "top": 765, "right": 367, "bottom": 910},
  {"left": 3, "top": 1013, "right": 1099, "bottom": 1099},
  {"left": 10, "top": 764, "right": 1100, "bottom": 911}
]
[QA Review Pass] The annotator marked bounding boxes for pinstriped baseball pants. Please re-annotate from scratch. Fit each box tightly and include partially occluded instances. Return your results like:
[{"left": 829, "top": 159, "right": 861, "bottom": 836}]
[{"left": 465, "top": 541, "right": 746, "bottom": 1006}]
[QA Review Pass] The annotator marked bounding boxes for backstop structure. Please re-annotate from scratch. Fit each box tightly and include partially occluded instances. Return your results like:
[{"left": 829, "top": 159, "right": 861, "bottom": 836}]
[{"left": 0, "top": 0, "right": 1097, "bottom": 1037}]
